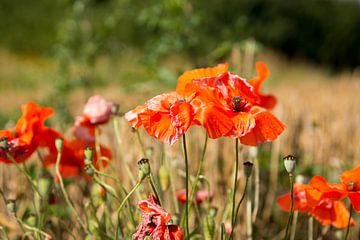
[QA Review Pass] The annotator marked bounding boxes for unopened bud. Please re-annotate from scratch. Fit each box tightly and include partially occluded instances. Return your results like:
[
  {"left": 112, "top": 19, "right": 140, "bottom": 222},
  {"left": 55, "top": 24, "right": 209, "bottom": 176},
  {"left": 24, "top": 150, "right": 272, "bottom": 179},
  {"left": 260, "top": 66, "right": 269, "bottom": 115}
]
[
  {"left": 38, "top": 178, "right": 52, "bottom": 197},
  {"left": 0, "top": 137, "right": 8, "bottom": 149},
  {"left": 55, "top": 138, "right": 64, "bottom": 152},
  {"left": 84, "top": 147, "right": 94, "bottom": 165},
  {"left": 84, "top": 165, "right": 94, "bottom": 177},
  {"left": 243, "top": 161, "right": 253, "bottom": 178},
  {"left": 283, "top": 155, "right": 297, "bottom": 174},
  {"left": 26, "top": 214, "right": 37, "bottom": 227},
  {"left": 138, "top": 158, "right": 151, "bottom": 181},
  {"left": 6, "top": 199, "right": 16, "bottom": 214}
]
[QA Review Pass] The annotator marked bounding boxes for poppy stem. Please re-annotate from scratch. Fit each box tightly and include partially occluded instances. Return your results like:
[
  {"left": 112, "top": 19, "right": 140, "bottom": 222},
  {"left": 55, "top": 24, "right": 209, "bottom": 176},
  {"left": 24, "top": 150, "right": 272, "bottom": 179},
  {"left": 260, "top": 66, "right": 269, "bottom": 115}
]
[
  {"left": 55, "top": 145, "right": 89, "bottom": 234},
  {"left": 182, "top": 134, "right": 190, "bottom": 238},
  {"left": 290, "top": 211, "right": 298, "bottom": 240},
  {"left": 229, "top": 138, "right": 239, "bottom": 240},
  {"left": 308, "top": 216, "right": 313, "bottom": 240},
  {"left": 149, "top": 173, "right": 162, "bottom": 206},
  {"left": 230, "top": 176, "right": 249, "bottom": 239},
  {"left": 115, "top": 181, "right": 142, "bottom": 240},
  {"left": 344, "top": 204, "right": 353, "bottom": 240},
  {"left": 136, "top": 129, "right": 147, "bottom": 157},
  {"left": 284, "top": 173, "right": 294, "bottom": 240}
]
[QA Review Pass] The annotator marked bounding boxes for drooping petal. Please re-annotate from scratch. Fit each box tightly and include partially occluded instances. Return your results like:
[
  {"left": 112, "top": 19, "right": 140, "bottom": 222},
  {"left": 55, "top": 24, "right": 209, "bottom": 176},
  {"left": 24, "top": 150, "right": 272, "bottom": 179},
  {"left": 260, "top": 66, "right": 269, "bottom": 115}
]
[
  {"left": 240, "top": 106, "right": 285, "bottom": 146},
  {"left": 125, "top": 104, "right": 147, "bottom": 129}
]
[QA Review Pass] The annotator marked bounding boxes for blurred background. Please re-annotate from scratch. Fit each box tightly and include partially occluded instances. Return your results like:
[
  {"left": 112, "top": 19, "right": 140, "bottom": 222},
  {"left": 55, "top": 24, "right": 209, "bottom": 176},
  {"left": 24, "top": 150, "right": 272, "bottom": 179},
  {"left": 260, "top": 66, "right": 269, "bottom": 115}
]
[{"left": 1, "top": 0, "right": 360, "bottom": 238}]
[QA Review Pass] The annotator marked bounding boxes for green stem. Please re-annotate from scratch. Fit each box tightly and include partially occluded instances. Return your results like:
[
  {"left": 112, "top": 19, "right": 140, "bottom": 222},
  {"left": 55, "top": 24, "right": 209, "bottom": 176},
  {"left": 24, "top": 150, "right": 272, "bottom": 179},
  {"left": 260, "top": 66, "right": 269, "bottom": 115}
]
[
  {"left": 308, "top": 216, "right": 313, "bottom": 240},
  {"left": 55, "top": 148, "right": 89, "bottom": 234},
  {"left": 16, "top": 217, "right": 51, "bottom": 239},
  {"left": 115, "top": 181, "right": 141, "bottom": 240},
  {"left": 229, "top": 138, "right": 239, "bottom": 240},
  {"left": 284, "top": 174, "right": 294, "bottom": 240},
  {"left": 344, "top": 204, "right": 353, "bottom": 240},
  {"left": 149, "top": 173, "right": 162, "bottom": 205},
  {"left": 290, "top": 211, "right": 298, "bottom": 240},
  {"left": 182, "top": 134, "right": 190, "bottom": 238},
  {"left": 230, "top": 176, "right": 249, "bottom": 239},
  {"left": 136, "top": 129, "right": 147, "bottom": 157}
]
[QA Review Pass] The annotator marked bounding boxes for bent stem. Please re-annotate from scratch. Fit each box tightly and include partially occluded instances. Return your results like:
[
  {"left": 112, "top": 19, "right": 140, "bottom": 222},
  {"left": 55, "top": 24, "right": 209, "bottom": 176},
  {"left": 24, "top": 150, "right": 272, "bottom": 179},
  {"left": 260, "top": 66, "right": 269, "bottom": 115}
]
[
  {"left": 230, "top": 176, "right": 249, "bottom": 239},
  {"left": 344, "top": 204, "right": 353, "bottom": 240},
  {"left": 55, "top": 148, "right": 88, "bottom": 234},
  {"left": 229, "top": 138, "right": 239, "bottom": 240},
  {"left": 284, "top": 173, "right": 294, "bottom": 240},
  {"left": 115, "top": 181, "right": 141, "bottom": 240}
]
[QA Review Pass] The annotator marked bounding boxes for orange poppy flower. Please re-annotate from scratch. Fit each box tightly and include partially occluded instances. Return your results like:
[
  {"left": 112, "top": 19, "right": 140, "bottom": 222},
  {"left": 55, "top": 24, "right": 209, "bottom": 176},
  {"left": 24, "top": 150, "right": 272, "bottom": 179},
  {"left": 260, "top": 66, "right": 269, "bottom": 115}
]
[
  {"left": 247, "top": 62, "right": 277, "bottom": 109},
  {"left": 125, "top": 92, "right": 197, "bottom": 145},
  {"left": 277, "top": 183, "right": 354, "bottom": 228},
  {"left": 309, "top": 166, "right": 360, "bottom": 212},
  {"left": 0, "top": 102, "right": 54, "bottom": 163}
]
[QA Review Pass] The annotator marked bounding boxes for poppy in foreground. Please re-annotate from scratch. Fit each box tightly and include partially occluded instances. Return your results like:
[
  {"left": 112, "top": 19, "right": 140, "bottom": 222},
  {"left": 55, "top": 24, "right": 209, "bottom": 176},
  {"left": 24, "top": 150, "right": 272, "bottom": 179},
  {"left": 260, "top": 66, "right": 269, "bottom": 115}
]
[
  {"left": 277, "top": 183, "right": 354, "bottom": 228},
  {"left": 308, "top": 165, "right": 360, "bottom": 212},
  {"left": 133, "top": 195, "right": 183, "bottom": 240}
]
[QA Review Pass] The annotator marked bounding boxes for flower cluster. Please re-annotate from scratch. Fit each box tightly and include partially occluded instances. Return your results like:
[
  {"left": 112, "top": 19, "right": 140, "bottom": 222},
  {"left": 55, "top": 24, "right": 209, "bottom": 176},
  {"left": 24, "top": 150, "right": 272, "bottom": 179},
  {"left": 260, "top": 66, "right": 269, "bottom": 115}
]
[
  {"left": 0, "top": 96, "right": 113, "bottom": 177},
  {"left": 277, "top": 165, "right": 360, "bottom": 228},
  {"left": 125, "top": 62, "right": 285, "bottom": 145}
]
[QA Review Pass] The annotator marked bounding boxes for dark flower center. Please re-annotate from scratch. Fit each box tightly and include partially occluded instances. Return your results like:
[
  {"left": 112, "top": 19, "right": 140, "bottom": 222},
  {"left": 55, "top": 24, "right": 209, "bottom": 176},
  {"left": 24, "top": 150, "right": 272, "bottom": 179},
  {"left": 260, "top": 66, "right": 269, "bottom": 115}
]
[{"left": 232, "top": 96, "right": 247, "bottom": 112}]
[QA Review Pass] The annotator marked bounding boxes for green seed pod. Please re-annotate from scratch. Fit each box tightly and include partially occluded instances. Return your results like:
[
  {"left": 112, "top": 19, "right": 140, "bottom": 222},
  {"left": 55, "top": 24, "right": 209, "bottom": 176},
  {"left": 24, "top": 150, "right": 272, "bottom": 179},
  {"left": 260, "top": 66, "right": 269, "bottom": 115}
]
[
  {"left": 283, "top": 155, "right": 297, "bottom": 174},
  {"left": 55, "top": 138, "right": 64, "bottom": 152},
  {"left": 26, "top": 214, "right": 37, "bottom": 227},
  {"left": 243, "top": 161, "right": 254, "bottom": 178},
  {"left": 159, "top": 165, "right": 170, "bottom": 191},
  {"left": 138, "top": 158, "right": 151, "bottom": 181}
]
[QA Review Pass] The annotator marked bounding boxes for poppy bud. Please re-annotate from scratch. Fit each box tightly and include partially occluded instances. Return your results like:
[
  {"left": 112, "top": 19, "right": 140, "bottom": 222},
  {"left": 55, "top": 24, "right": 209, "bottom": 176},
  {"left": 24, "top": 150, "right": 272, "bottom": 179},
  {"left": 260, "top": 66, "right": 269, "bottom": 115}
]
[
  {"left": 138, "top": 158, "right": 151, "bottom": 181},
  {"left": 0, "top": 137, "right": 8, "bottom": 150},
  {"left": 283, "top": 155, "right": 296, "bottom": 174},
  {"left": 6, "top": 199, "right": 16, "bottom": 214},
  {"left": 55, "top": 138, "right": 64, "bottom": 152},
  {"left": 159, "top": 165, "right": 170, "bottom": 191},
  {"left": 84, "top": 165, "right": 94, "bottom": 177},
  {"left": 243, "top": 161, "right": 254, "bottom": 178},
  {"left": 84, "top": 147, "right": 94, "bottom": 166},
  {"left": 26, "top": 214, "right": 37, "bottom": 227},
  {"left": 38, "top": 178, "right": 52, "bottom": 197}
]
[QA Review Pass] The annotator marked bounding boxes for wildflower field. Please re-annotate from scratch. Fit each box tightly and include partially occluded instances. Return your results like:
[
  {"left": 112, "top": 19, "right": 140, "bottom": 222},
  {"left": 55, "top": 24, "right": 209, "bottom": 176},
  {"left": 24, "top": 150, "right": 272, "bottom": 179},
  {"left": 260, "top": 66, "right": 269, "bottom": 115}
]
[{"left": 1, "top": 1, "right": 360, "bottom": 239}]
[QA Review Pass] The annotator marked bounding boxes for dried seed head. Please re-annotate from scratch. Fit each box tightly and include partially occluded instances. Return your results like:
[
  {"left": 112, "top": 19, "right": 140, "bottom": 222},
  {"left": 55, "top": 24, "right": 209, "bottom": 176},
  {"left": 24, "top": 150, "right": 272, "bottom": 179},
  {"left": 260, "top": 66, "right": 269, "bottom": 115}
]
[
  {"left": 55, "top": 138, "right": 64, "bottom": 152},
  {"left": 6, "top": 199, "right": 16, "bottom": 214},
  {"left": 243, "top": 161, "right": 254, "bottom": 178},
  {"left": 283, "top": 155, "right": 297, "bottom": 174},
  {"left": 84, "top": 147, "right": 94, "bottom": 165},
  {"left": 138, "top": 158, "right": 151, "bottom": 181}
]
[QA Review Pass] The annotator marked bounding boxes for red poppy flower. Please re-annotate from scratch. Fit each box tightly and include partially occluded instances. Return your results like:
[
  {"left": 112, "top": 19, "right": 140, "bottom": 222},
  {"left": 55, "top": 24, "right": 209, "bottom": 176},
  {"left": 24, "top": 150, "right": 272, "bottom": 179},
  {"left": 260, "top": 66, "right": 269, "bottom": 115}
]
[
  {"left": 125, "top": 92, "right": 197, "bottom": 145},
  {"left": 0, "top": 102, "right": 54, "bottom": 163},
  {"left": 71, "top": 116, "right": 95, "bottom": 142},
  {"left": 309, "top": 166, "right": 360, "bottom": 212},
  {"left": 176, "top": 189, "right": 211, "bottom": 205},
  {"left": 83, "top": 95, "right": 113, "bottom": 125},
  {"left": 277, "top": 183, "right": 354, "bottom": 228},
  {"left": 176, "top": 64, "right": 285, "bottom": 145},
  {"left": 133, "top": 195, "right": 183, "bottom": 240},
  {"left": 247, "top": 62, "right": 277, "bottom": 109}
]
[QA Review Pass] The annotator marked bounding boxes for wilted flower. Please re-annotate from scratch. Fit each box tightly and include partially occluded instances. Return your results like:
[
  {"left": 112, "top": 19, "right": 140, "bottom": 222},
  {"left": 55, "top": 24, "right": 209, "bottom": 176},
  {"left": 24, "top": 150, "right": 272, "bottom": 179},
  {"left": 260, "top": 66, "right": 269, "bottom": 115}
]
[
  {"left": 83, "top": 95, "right": 113, "bottom": 125},
  {"left": 133, "top": 195, "right": 183, "bottom": 240}
]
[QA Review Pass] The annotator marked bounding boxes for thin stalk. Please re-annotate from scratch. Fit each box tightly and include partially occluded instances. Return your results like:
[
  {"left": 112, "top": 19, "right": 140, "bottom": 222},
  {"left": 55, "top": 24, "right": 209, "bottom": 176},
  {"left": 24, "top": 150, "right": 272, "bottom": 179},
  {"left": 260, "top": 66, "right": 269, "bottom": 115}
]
[
  {"left": 252, "top": 157, "right": 259, "bottom": 223},
  {"left": 284, "top": 174, "right": 294, "bottom": 240},
  {"left": 229, "top": 138, "right": 239, "bottom": 240},
  {"left": 136, "top": 129, "right": 147, "bottom": 157},
  {"left": 94, "top": 126, "right": 102, "bottom": 162},
  {"left": 16, "top": 217, "right": 52, "bottom": 239},
  {"left": 221, "top": 223, "right": 225, "bottom": 240},
  {"left": 230, "top": 177, "right": 249, "bottom": 239},
  {"left": 290, "top": 211, "right": 298, "bottom": 240},
  {"left": 149, "top": 173, "right": 162, "bottom": 205},
  {"left": 180, "top": 133, "right": 208, "bottom": 226},
  {"left": 182, "top": 134, "right": 190, "bottom": 238},
  {"left": 344, "top": 204, "right": 353, "bottom": 240},
  {"left": 115, "top": 181, "right": 142, "bottom": 240},
  {"left": 308, "top": 216, "right": 313, "bottom": 240},
  {"left": 55, "top": 148, "right": 88, "bottom": 233}
]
